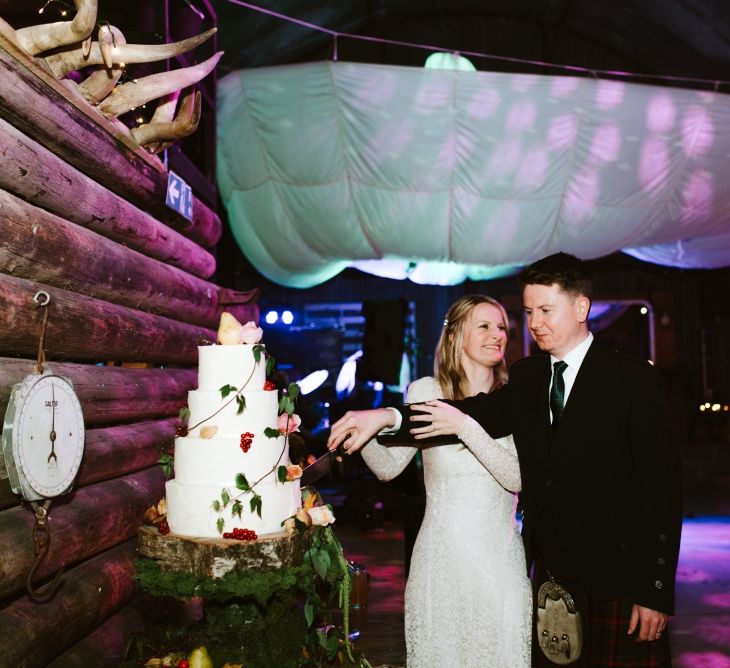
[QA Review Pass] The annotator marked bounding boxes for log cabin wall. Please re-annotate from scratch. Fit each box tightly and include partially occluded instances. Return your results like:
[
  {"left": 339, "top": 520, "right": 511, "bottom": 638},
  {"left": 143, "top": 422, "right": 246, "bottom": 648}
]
[{"left": 0, "top": 31, "right": 255, "bottom": 666}]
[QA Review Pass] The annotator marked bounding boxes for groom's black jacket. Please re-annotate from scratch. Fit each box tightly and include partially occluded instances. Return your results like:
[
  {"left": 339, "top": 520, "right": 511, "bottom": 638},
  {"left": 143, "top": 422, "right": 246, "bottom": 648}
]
[{"left": 388, "top": 340, "right": 683, "bottom": 614}]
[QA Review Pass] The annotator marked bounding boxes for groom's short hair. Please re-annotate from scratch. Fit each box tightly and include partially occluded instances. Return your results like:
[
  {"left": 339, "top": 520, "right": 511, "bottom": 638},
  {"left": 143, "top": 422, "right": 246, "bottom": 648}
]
[{"left": 519, "top": 252, "right": 593, "bottom": 300}]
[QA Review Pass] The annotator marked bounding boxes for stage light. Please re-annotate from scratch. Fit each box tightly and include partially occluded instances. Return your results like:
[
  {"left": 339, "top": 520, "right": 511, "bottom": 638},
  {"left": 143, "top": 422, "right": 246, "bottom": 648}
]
[
  {"left": 640, "top": 306, "right": 648, "bottom": 315},
  {"left": 265, "top": 310, "right": 278, "bottom": 324},
  {"left": 282, "top": 310, "right": 294, "bottom": 325},
  {"left": 297, "top": 369, "right": 329, "bottom": 395},
  {"left": 373, "top": 381, "right": 384, "bottom": 391}
]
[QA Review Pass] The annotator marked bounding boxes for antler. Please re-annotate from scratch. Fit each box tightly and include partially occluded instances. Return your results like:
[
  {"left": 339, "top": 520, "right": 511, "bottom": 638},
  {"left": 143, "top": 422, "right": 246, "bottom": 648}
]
[
  {"left": 44, "top": 27, "right": 217, "bottom": 78},
  {"left": 15, "top": 0, "right": 97, "bottom": 56},
  {"left": 98, "top": 51, "right": 222, "bottom": 118},
  {"left": 132, "top": 89, "right": 202, "bottom": 153}
]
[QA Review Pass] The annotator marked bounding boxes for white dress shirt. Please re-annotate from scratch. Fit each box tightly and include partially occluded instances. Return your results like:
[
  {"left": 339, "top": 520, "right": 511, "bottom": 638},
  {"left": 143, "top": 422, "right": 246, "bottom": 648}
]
[{"left": 549, "top": 332, "right": 593, "bottom": 423}]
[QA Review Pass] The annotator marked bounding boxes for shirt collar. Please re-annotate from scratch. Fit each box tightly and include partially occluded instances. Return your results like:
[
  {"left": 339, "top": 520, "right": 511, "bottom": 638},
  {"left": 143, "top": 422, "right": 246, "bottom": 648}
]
[{"left": 550, "top": 331, "right": 594, "bottom": 373}]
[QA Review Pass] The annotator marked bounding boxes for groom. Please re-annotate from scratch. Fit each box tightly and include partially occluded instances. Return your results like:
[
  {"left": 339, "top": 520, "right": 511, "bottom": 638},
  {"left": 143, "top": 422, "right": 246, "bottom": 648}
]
[{"left": 327, "top": 252, "right": 682, "bottom": 666}]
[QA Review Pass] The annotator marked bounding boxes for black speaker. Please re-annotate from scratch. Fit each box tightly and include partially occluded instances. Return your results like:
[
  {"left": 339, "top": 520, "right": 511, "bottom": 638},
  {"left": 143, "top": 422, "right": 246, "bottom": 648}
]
[{"left": 358, "top": 299, "right": 408, "bottom": 385}]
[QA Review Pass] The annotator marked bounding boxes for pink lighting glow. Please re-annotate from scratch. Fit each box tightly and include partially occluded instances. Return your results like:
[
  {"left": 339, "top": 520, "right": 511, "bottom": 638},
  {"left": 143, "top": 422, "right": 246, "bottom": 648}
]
[
  {"left": 596, "top": 79, "right": 626, "bottom": 110},
  {"left": 647, "top": 92, "right": 677, "bottom": 133}
]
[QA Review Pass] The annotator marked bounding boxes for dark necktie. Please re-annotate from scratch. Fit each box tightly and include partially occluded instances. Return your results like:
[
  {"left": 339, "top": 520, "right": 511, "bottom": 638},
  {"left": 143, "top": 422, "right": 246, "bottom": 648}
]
[{"left": 550, "top": 360, "right": 568, "bottom": 429}]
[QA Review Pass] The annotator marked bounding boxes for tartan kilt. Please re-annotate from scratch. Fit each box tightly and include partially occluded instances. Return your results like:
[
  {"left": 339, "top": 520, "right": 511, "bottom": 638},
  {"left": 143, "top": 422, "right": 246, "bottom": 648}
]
[{"left": 531, "top": 558, "right": 672, "bottom": 668}]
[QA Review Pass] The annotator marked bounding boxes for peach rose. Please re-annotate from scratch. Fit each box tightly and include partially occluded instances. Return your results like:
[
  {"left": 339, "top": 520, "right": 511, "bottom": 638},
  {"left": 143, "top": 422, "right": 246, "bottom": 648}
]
[
  {"left": 308, "top": 505, "right": 335, "bottom": 527},
  {"left": 239, "top": 321, "right": 263, "bottom": 344},
  {"left": 277, "top": 412, "right": 301, "bottom": 434},
  {"left": 286, "top": 464, "right": 303, "bottom": 481}
]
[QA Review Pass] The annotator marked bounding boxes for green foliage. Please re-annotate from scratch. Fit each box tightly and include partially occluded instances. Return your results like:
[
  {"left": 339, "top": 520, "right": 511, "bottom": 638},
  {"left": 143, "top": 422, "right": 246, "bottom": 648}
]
[
  {"left": 236, "top": 395, "right": 246, "bottom": 414},
  {"left": 219, "top": 384, "right": 238, "bottom": 399},
  {"left": 266, "top": 355, "right": 275, "bottom": 377},
  {"left": 277, "top": 465, "right": 288, "bottom": 483},
  {"left": 231, "top": 499, "right": 243, "bottom": 518},
  {"left": 178, "top": 406, "right": 191, "bottom": 425},
  {"left": 157, "top": 453, "right": 174, "bottom": 479},
  {"left": 235, "top": 473, "right": 250, "bottom": 491},
  {"left": 264, "top": 427, "right": 280, "bottom": 438},
  {"left": 287, "top": 382, "right": 300, "bottom": 402},
  {"left": 216, "top": 517, "right": 225, "bottom": 534},
  {"left": 250, "top": 493, "right": 263, "bottom": 517},
  {"left": 221, "top": 488, "right": 230, "bottom": 506},
  {"left": 252, "top": 344, "right": 264, "bottom": 364}
]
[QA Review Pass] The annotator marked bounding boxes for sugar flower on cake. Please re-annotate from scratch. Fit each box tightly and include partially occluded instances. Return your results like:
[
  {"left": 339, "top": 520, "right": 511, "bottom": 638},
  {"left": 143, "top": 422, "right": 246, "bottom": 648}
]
[
  {"left": 278, "top": 412, "right": 301, "bottom": 434},
  {"left": 285, "top": 464, "right": 303, "bottom": 481},
  {"left": 239, "top": 321, "right": 263, "bottom": 344},
  {"left": 217, "top": 312, "right": 244, "bottom": 345},
  {"left": 308, "top": 505, "right": 336, "bottom": 527}
]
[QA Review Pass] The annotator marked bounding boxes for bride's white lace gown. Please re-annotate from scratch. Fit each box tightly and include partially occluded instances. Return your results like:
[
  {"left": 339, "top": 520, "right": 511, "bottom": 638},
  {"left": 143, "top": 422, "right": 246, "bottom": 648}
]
[{"left": 361, "top": 377, "right": 532, "bottom": 667}]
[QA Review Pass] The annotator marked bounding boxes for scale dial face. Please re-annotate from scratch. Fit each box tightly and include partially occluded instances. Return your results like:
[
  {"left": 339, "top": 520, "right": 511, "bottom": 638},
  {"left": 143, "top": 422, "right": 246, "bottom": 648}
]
[{"left": 13, "top": 375, "right": 85, "bottom": 498}]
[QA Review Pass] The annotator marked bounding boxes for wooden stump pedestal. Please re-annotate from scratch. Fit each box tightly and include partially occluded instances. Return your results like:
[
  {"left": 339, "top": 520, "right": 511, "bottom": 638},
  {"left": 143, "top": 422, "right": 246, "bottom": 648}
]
[{"left": 137, "top": 524, "right": 309, "bottom": 579}]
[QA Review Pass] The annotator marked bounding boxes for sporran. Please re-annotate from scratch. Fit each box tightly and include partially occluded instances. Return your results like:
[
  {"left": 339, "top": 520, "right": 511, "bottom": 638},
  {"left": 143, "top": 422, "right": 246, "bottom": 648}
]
[{"left": 536, "top": 577, "right": 583, "bottom": 665}]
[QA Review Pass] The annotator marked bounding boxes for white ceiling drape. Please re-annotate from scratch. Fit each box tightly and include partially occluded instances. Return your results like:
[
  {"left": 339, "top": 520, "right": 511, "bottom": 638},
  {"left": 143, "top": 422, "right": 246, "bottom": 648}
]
[{"left": 217, "top": 61, "right": 730, "bottom": 287}]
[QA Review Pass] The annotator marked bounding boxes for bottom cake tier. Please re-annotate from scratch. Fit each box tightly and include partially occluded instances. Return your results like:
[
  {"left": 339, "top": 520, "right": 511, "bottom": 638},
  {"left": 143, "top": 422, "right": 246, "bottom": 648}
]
[{"left": 166, "top": 476, "right": 301, "bottom": 538}]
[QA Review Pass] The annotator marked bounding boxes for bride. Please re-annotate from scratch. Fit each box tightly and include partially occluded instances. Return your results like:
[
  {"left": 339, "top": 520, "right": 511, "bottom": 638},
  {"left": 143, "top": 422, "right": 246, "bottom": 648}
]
[{"left": 356, "top": 295, "right": 531, "bottom": 667}]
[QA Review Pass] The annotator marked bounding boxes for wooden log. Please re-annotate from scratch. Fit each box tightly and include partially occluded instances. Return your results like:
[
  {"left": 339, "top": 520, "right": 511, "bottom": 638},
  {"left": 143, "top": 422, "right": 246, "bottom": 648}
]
[
  {"left": 138, "top": 525, "right": 308, "bottom": 579},
  {"left": 0, "top": 540, "right": 138, "bottom": 668},
  {"left": 0, "top": 467, "right": 165, "bottom": 601},
  {"left": 0, "top": 358, "right": 195, "bottom": 426},
  {"left": 0, "top": 417, "right": 179, "bottom": 510},
  {"left": 0, "top": 116, "right": 216, "bottom": 279},
  {"left": 0, "top": 273, "right": 215, "bottom": 364},
  {"left": 0, "top": 188, "right": 223, "bottom": 326},
  {"left": 0, "top": 38, "right": 222, "bottom": 248}
]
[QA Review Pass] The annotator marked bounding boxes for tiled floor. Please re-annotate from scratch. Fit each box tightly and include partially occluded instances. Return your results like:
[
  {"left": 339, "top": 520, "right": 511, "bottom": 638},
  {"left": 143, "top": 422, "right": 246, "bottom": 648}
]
[{"left": 335, "top": 516, "right": 730, "bottom": 668}]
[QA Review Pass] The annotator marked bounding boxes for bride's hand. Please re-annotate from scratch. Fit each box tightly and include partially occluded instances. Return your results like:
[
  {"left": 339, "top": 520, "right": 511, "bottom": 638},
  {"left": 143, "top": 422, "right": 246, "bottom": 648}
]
[{"left": 410, "top": 400, "right": 468, "bottom": 439}]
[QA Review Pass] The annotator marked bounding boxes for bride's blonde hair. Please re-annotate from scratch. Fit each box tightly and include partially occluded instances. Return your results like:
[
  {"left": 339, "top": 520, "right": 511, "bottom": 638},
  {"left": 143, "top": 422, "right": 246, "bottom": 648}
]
[{"left": 435, "top": 295, "right": 509, "bottom": 401}]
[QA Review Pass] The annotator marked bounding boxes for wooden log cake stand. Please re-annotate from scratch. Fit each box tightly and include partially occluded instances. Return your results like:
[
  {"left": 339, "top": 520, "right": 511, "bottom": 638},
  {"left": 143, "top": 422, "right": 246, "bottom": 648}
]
[{"left": 131, "top": 524, "right": 367, "bottom": 667}]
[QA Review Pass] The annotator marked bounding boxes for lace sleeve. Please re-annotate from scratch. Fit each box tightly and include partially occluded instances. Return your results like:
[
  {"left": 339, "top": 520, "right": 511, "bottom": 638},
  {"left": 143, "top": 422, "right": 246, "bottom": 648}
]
[
  {"left": 457, "top": 416, "right": 521, "bottom": 492},
  {"left": 360, "top": 377, "right": 438, "bottom": 481}
]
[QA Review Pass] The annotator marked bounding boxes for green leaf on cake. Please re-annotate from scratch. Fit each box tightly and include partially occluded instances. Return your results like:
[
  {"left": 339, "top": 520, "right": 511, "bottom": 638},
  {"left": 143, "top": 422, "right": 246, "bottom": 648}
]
[
  {"left": 235, "top": 473, "right": 250, "bottom": 491},
  {"left": 216, "top": 517, "right": 225, "bottom": 534},
  {"left": 277, "top": 465, "right": 288, "bottom": 483},
  {"left": 236, "top": 395, "right": 246, "bottom": 414},
  {"left": 221, "top": 488, "right": 231, "bottom": 506},
  {"left": 219, "top": 384, "right": 238, "bottom": 399},
  {"left": 250, "top": 493, "right": 263, "bottom": 517},
  {"left": 157, "top": 453, "right": 174, "bottom": 479},
  {"left": 287, "top": 382, "right": 300, "bottom": 402},
  {"left": 264, "top": 427, "right": 280, "bottom": 439},
  {"left": 279, "top": 396, "right": 295, "bottom": 416},
  {"left": 266, "top": 356, "right": 275, "bottom": 376},
  {"left": 211, "top": 500, "right": 221, "bottom": 512},
  {"left": 178, "top": 406, "right": 191, "bottom": 425},
  {"left": 231, "top": 499, "right": 243, "bottom": 518},
  {"left": 307, "top": 546, "right": 331, "bottom": 579},
  {"left": 252, "top": 344, "right": 264, "bottom": 364}
]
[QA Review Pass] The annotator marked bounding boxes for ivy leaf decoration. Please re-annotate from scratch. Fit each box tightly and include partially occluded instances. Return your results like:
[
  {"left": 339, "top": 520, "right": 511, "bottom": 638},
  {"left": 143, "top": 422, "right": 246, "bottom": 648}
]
[
  {"left": 211, "top": 500, "right": 221, "bottom": 512},
  {"left": 304, "top": 596, "right": 315, "bottom": 628},
  {"left": 216, "top": 517, "right": 225, "bottom": 534},
  {"left": 178, "top": 406, "right": 191, "bottom": 425},
  {"left": 235, "top": 473, "right": 250, "bottom": 491},
  {"left": 157, "top": 453, "right": 174, "bottom": 479},
  {"left": 220, "top": 384, "right": 238, "bottom": 399},
  {"left": 231, "top": 499, "right": 243, "bottom": 518},
  {"left": 250, "top": 493, "right": 263, "bottom": 518},
  {"left": 277, "top": 465, "right": 288, "bottom": 483},
  {"left": 252, "top": 344, "right": 264, "bottom": 364},
  {"left": 287, "top": 382, "right": 300, "bottom": 402},
  {"left": 264, "top": 427, "right": 280, "bottom": 439},
  {"left": 236, "top": 395, "right": 246, "bottom": 415},
  {"left": 221, "top": 488, "right": 231, "bottom": 507},
  {"left": 265, "top": 356, "right": 275, "bottom": 377}
]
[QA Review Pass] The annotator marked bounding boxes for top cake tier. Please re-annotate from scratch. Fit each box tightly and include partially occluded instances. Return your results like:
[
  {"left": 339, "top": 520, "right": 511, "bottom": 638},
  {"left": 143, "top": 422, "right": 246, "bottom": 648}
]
[{"left": 197, "top": 344, "right": 267, "bottom": 391}]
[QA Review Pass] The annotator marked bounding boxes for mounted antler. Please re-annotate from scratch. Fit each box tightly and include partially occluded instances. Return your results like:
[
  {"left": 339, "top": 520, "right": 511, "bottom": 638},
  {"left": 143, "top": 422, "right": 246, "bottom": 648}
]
[
  {"left": 15, "top": 0, "right": 97, "bottom": 56},
  {"left": 132, "top": 88, "right": 202, "bottom": 153}
]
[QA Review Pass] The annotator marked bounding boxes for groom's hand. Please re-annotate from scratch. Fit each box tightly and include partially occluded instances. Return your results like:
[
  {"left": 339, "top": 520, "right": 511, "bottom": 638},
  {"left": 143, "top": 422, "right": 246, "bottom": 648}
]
[
  {"left": 327, "top": 408, "right": 395, "bottom": 454},
  {"left": 628, "top": 604, "right": 668, "bottom": 642}
]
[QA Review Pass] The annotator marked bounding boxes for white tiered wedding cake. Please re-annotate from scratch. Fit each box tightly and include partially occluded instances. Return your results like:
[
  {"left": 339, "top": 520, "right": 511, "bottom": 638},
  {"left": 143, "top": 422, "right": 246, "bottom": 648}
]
[{"left": 165, "top": 314, "right": 301, "bottom": 538}]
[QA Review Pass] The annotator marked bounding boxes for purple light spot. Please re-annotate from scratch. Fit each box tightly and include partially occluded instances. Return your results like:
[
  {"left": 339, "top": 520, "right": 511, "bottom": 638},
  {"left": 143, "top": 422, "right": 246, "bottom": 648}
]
[
  {"left": 682, "top": 105, "right": 714, "bottom": 158},
  {"left": 547, "top": 114, "right": 578, "bottom": 151},
  {"left": 589, "top": 122, "right": 622, "bottom": 163},
  {"left": 681, "top": 169, "right": 713, "bottom": 225},
  {"left": 596, "top": 79, "right": 625, "bottom": 110},
  {"left": 465, "top": 87, "right": 501, "bottom": 119},
  {"left": 488, "top": 138, "right": 522, "bottom": 176},
  {"left": 507, "top": 100, "right": 537, "bottom": 132},
  {"left": 550, "top": 76, "right": 579, "bottom": 97},
  {"left": 647, "top": 92, "right": 677, "bottom": 133},
  {"left": 638, "top": 135, "right": 670, "bottom": 194},
  {"left": 677, "top": 652, "right": 730, "bottom": 668},
  {"left": 564, "top": 169, "right": 599, "bottom": 224},
  {"left": 515, "top": 147, "right": 549, "bottom": 190},
  {"left": 704, "top": 592, "right": 730, "bottom": 610},
  {"left": 511, "top": 73, "right": 539, "bottom": 92}
]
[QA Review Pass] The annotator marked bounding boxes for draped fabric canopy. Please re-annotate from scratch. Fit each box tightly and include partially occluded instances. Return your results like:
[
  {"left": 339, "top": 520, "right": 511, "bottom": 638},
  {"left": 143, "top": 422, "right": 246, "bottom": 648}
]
[{"left": 217, "top": 61, "right": 730, "bottom": 287}]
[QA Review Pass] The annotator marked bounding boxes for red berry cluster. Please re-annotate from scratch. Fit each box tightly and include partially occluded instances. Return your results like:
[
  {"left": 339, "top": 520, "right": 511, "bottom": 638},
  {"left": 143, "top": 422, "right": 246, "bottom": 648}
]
[
  {"left": 158, "top": 519, "right": 170, "bottom": 535},
  {"left": 223, "top": 527, "right": 257, "bottom": 540},
  {"left": 239, "top": 431, "right": 254, "bottom": 453},
  {"left": 263, "top": 380, "right": 276, "bottom": 391},
  {"left": 175, "top": 425, "right": 188, "bottom": 437},
  {"left": 177, "top": 660, "right": 189, "bottom": 668}
]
